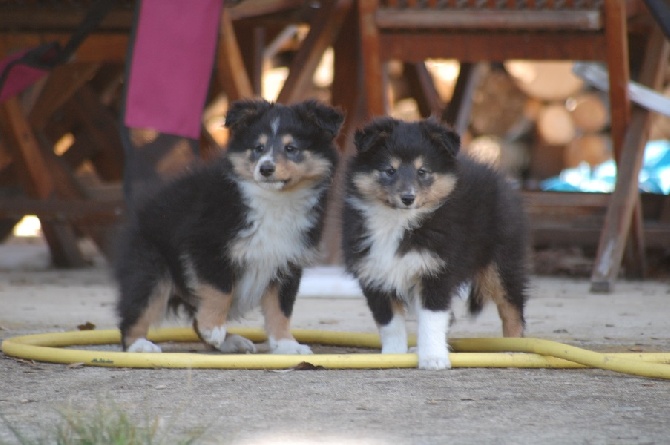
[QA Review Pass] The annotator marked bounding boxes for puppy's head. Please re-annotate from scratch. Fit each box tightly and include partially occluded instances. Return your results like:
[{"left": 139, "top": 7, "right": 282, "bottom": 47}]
[
  {"left": 350, "top": 117, "right": 460, "bottom": 210},
  {"left": 225, "top": 99, "right": 344, "bottom": 191}
]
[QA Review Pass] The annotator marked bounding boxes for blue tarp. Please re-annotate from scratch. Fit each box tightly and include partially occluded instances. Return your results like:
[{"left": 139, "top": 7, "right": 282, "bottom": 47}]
[{"left": 541, "top": 140, "right": 670, "bottom": 195}]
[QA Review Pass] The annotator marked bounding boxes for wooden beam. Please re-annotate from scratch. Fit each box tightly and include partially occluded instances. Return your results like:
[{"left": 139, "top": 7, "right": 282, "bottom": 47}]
[
  {"left": 28, "top": 63, "right": 101, "bottom": 130},
  {"left": 590, "top": 26, "right": 669, "bottom": 292},
  {"left": 375, "top": 10, "right": 602, "bottom": 30},
  {"left": 403, "top": 62, "right": 442, "bottom": 118},
  {"left": 0, "top": 97, "right": 87, "bottom": 267},
  {"left": 0, "top": 34, "right": 128, "bottom": 62},
  {"left": 441, "top": 62, "right": 486, "bottom": 136},
  {"left": 358, "top": 0, "right": 387, "bottom": 117},
  {"left": 61, "top": 85, "right": 125, "bottom": 181},
  {"left": 216, "top": 6, "right": 254, "bottom": 102},
  {"left": 277, "top": 0, "right": 352, "bottom": 104}
]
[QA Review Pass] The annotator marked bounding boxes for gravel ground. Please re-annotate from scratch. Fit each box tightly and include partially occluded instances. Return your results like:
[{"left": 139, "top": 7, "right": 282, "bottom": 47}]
[{"left": 1, "top": 242, "right": 670, "bottom": 444}]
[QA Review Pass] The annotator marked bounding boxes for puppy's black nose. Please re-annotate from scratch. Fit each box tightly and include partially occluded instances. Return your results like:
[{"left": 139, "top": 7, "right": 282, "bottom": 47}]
[
  {"left": 259, "top": 162, "right": 275, "bottom": 177},
  {"left": 401, "top": 194, "right": 415, "bottom": 206}
]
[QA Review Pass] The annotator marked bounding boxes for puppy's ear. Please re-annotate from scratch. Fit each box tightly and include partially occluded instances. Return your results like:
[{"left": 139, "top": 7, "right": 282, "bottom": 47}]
[
  {"left": 295, "top": 100, "right": 345, "bottom": 138},
  {"left": 354, "top": 118, "right": 397, "bottom": 154},
  {"left": 420, "top": 119, "right": 460, "bottom": 158},
  {"left": 225, "top": 99, "right": 272, "bottom": 131}
]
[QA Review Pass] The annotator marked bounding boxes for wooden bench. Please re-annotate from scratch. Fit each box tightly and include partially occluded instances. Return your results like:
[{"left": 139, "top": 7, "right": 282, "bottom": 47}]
[{"left": 0, "top": 0, "right": 352, "bottom": 266}]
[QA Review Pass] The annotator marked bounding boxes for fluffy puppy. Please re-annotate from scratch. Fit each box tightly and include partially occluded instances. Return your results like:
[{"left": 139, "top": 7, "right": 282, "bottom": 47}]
[
  {"left": 342, "top": 117, "right": 528, "bottom": 370},
  {"left": 115, "top": 99, "right": 343, "bottom": 354}
]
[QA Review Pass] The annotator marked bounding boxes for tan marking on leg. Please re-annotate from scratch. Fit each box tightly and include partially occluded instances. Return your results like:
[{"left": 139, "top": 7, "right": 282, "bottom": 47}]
[
  {"left": 194, "top": 283, "right": 234, "bottom": 332},
  {"left": 391, "top": 299, "right": 406, "bottom": 317},
  {"left": 124, "top": 278, "right": 172, "bottom": 347},
  {"left": 376, "top": 299, "right": 407, "bottom": 330},
  {"left": 261, "top": 285, "right": 294, "bottom": 341},
  {"left": 477, "top": 264, "right": 524, "bottom": 338}
]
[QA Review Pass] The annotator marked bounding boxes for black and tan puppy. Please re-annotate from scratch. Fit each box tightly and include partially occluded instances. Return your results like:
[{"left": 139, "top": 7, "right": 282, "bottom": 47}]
[
  {"left": 116, "top": 99, "right": 343, "bottom": 354},
  {"left": 342, "top": 117, "right": 528, "bottom": 369}
]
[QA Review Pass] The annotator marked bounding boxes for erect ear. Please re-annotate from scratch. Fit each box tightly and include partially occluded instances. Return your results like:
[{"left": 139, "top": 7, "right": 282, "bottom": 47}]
[
  {"left": 225, "top": 99, "right": 272, "bottom": 131},
  {"left": 294, "top": 100, "right": 345, "bottom": 138},
  {"left": 419, "top": 118, "right": 460, "bottom": 158},
  {"left": 354, "top": 117, "right": 398, "bottom": 154}
]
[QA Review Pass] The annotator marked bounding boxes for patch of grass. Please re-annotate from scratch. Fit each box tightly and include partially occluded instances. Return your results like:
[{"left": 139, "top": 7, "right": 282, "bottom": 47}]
[{"left": 1, "top": 403, "right": 206, "bottom": 445}]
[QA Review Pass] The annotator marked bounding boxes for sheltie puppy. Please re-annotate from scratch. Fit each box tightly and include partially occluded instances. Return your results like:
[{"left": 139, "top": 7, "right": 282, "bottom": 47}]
[
  {"left": 342, "top": 117, "right": 528, "bottom": 370},
  {"left": 115, "top": 99, "right": 343, "bottom": 354}
]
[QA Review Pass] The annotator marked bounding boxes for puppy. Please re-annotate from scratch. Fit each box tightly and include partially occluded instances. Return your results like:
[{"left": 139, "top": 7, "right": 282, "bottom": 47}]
[
  {"left": 115, "top": 99, "right": 343, "bottom": 354},
  {"left": 342, "top": 117, "right": 528, "bottom": 370}
]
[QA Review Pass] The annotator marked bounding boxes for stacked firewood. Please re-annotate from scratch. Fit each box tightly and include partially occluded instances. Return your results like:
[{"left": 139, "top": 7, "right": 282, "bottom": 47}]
[{"left": 389, "top": 60, "right": 670, "bottom": 184}]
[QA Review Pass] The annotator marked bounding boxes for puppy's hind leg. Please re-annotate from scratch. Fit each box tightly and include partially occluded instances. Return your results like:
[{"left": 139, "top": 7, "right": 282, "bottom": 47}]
[
  {"left": 194, "top": 283, "right": 256, "bottom": 353},
  {"left": 119, "top": 277, "right": 172, "bottom": 353},
  {"left": 474, "top": 263, "right": 525, "bottom": 338},
  {"left": 262, "top": 271, "right": 311, "bottom": 354}
]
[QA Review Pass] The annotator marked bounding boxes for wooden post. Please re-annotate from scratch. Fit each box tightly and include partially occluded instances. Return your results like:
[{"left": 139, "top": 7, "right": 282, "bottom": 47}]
[{"left": 590, "top": 26, "right": 669, "bottom": 292}]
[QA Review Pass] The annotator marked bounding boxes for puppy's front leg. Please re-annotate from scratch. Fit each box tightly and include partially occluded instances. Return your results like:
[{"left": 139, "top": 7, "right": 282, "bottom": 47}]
[
  {"left": 194, "top": 283, "right": 256, "bottom": 353},
  {"left": 415, "top": 295, "right": 451, "bottom": 370},
  {"left": 364, "top": 288, "right": 408, "bottom": 354},
  {"left": 262, "top": 271, "right": 312, "bottom": 354}
]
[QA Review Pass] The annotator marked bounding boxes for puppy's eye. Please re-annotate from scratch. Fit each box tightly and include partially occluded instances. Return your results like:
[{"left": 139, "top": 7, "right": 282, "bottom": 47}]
[
  {"left": 384, "top": 167, "right": 396, "bottom": 176},
  {"left": 253, "top": 145, "right": 264, "bottom": 153},
  {"left": 285, "top": 144, "right": 297, "bottom": 153},
  {"left": 417, "top": 168, "right": 429, "bottom": 177}
]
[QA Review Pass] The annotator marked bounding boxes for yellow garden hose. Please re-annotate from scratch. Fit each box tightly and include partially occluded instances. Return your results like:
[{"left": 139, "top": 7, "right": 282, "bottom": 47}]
[{"left": 2, "top": 327, "right": 670, "bottom": 379}]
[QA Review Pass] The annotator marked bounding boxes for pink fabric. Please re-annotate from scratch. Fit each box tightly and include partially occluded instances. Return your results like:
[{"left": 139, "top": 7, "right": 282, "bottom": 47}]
[
  {"left": 0, "top": 51, "right": 49, "bottom": 103},
  {"left": 124, "top": 0, "right": 222, "bottom": 139}
]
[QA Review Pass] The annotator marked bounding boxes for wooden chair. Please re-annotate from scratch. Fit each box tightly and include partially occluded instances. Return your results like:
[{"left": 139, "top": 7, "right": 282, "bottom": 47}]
[{"left": 356, "top": 0, "right": 669, "bottom": 291}]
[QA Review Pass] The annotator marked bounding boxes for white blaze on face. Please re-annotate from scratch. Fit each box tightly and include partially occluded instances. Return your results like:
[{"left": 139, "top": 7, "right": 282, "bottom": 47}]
[{"left": 271, "top": 117, "right": 280, "bottom": 136}]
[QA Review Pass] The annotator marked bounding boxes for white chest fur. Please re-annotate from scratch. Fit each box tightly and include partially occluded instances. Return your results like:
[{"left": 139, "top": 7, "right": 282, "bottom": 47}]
[
  {"left": 228, "top": 181, "right": 322, "bottom": 317},
  {"left": 348, "top": 197, "right": 445, "bottom": 302}
]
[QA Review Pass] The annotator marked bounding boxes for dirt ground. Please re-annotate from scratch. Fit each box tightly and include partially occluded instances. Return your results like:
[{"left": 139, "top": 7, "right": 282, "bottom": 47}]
[{"left": 1, "top": 240, "right": 670, "bottom": 444}]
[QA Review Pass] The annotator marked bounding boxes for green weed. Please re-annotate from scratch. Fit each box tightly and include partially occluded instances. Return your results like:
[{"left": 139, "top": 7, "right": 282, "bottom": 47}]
[{"left": 0, "top": 403, "right": 206, "bottom": 445}]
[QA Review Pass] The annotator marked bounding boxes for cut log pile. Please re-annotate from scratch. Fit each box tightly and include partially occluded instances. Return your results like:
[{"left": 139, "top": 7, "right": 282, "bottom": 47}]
[{"left": 388, "top": 60, "right": 670, "bottom": 185}]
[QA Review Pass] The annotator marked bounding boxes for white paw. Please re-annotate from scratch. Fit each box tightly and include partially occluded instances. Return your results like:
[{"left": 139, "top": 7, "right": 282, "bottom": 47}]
[
  {"left": 379, "top": 314, "right": 408, "bottom": 353},
  {"left": 416, "top": 307, "right": 450, "bottom": 370},
  {"left": 269, "top": 338, "right": 313, "bottom": 354},
  {"left": 418, "top": 352, "right": 451, "bottom": 370},
  {"left": 201, "top": 326, "right": 257, "bottom": 353},
  {"left": 218, "top": 334, "right": 257, "bottom": 353},
  {"left": 127, "top": 338, "right": 162, "bottom": 353}
]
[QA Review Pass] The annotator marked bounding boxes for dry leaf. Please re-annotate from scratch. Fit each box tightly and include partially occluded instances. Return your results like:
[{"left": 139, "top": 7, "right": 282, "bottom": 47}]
[
  {"left": 291, "top": 361, "right": 324, "bottom": 371},
  {"left": 271, "top": 361, "right": 325, "bottom": 373},
  {"left": 77, "top": 322, "right": 96, "bottom": 331}
]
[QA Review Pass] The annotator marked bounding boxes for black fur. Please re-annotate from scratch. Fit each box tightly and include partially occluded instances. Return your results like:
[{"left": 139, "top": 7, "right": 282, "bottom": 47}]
[
  {"left": 115, "top": 99, "right": 343, "bottom": 351},
  {"left": 342, "top": 117, "right": 528, "bottom": 348}
]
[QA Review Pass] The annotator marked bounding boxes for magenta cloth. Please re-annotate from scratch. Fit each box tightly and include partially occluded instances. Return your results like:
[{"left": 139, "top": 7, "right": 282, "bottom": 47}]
[
  {"left": 0, "top": 51, "right": 49, "bottom": 103},
  {"left": 124, "top": 0, "right": 222, "bottom": 139}
]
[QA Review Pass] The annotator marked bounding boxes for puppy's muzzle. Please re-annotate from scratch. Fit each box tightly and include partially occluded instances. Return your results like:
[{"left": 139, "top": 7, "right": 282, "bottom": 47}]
[
  {"left": 400, "top": 193, "right": 415, "bottom": 206},
  {"left": 259, "top": 161, "right": 276, "bottom": 177}
]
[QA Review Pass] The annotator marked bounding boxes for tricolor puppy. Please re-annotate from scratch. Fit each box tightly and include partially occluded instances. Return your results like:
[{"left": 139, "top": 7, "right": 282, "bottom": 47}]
[
  {"left": 116, "top": 99, "right": 343, "bottom": 354},
  {"left": 342, "top": 117, "right": 528, "bottom": 370}
]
